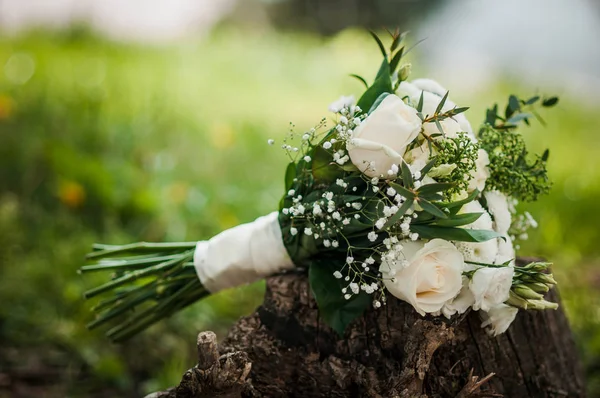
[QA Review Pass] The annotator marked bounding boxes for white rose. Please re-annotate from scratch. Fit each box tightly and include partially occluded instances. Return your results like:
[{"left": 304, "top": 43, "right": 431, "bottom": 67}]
[
  {"left": 441, "top": 276, "right": 475, "bottom": 319},
  {"left": 480, "top": 304, "right": 519, "bottom": 336},
  {"left": 347, "top": 94, "right": 421, "bottom": 178},
  {"left": 467, "top": 149, "right": 490, "bottom": 193},
  {"left": 469, "top": 266, "right": 514, "bottom": 312},
  {"left": 484, "top": 190, "right": 512, "bottom": 234},
  {"left": 380, "top": 239, "right": 464, "bottom": 316},
  {"left": 399, "top": 80, "right": 474, "bottom": 139}
]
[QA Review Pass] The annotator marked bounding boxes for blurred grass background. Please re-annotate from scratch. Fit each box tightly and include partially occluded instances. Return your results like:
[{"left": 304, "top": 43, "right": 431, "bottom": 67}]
[{"left": 0, "top": 4, "right": 599, "bottom": 397}]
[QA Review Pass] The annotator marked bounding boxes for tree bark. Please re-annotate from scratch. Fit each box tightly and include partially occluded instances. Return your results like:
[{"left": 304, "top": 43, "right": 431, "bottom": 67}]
[{"left": 148, "top": 259, "right": 585, "bottom": 398}]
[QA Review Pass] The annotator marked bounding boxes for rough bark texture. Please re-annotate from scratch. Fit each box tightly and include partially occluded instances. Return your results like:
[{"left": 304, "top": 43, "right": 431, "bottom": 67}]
[{"left": 148, "top": 259, "right": 585, "bottom": 398}]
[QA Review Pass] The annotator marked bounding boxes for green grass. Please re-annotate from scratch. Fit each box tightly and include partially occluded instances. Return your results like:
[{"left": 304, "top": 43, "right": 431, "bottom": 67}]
[{"left": 0, "top": 27, "right": 599, "bottom": 396}]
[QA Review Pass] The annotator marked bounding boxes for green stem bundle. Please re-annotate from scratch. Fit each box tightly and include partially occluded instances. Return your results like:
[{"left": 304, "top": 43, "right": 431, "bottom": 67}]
[{"left": 81, "top": 242, "right": 207, "bottom": 342}]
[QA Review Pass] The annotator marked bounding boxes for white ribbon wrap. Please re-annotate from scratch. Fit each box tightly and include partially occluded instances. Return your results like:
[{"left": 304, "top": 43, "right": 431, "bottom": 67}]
[{"left": 193, "top": 211, "right": 295, "bottom": 292}]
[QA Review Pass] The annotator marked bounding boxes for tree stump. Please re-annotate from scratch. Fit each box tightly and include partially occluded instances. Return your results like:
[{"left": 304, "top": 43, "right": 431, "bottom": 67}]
[{"left": 148, "top": 259, "right": 585, "bottom": 398}]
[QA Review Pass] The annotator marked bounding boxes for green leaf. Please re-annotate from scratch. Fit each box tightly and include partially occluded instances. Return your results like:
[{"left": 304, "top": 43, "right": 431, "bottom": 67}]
[
  {"left": 368, "top": 92, "right": 391, "bottom": 114},
  {"left": 485, "top": 104, "right": 498, "bottom": 125},
  {"left": 411, "top": 225, "right": 503, "bottom": 242},
  {"left": 433, "top": 212, "right": 482, "bottom": 227},
  {"left": 416, "top": 182, "right": 456, "bottom": 196},
  {"left": 542, "top": 97, "right": 559, "bottom": 107},
  {"left": 389, "top": 182, "right": 415, "bottom": 199},
  {"left": 389, "top": 46, "right": 404, "bottom": 72},
  {"left": 525, "top": 95, "right": 540, "bottom": 105},
  {"left": 384, "top": 197, "right": 414, "bottom": 229},
  {"left": 350, "top": 74, "right": 369, "bottom": 89},
  {"left": 356, "top": 58, "right": 393, "bottom": 113},
  {"left": 416, "top": 91, "right": 424, "bottom": 112},
  {"left": 312, "top": 145, "right": 341, "bottom": 184},
  {"left": 284, "top": 162, "right": 296, "bottom": 191},
  {"left": 418, "top": 198, "right": 448, "bottom": 219},
  {"left": 420, "top": 156, "right": 438, "bottom": 176},
  {"left": 435, "top": 91, "right": 449, "bottom": 114},
  {"left": 452, "top": 106, "right": 469, "bottom": 115},
  {"left": 439, "top": 189, "right": 480, "bottom": 211},
  {"left": 541, "top": 149, "right": 550, "bottom": 162},
  {"left": 401, "top": 161, "right": 414, "bottom": 188},
  {"left": 309, "top": 262, "right": 371, "bottom": 336},
  {"left": 508, "top": 95, "right": 520, "bottom": 113},
  {"left": 369, "top": 31, "right": 387, "bottom": 57}
]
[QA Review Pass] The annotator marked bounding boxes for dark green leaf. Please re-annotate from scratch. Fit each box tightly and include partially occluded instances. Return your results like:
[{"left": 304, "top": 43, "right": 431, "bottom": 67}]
[
  {"left": 542, "top": 97, "right": 558, "bottom": 107},
  {"left": 356, "top": 59, "right": 393, "bottom": 113},
  {"left": 309, "top": 262, "right": 371, "bottom": 336},
  {"left": 369, "top": 31, "right": 387, "bottom": 57},
  {"left": 389, "top": 47, "right": 404, "bottom": 73},
  {"left": 411, "top": 225, "right": 503, "bottom": 242},
  {"left": 525, "top": 95, "right": 540, "bottom": 105},
  {"left": 416, "top": 91, "right": 424, "bottom": 112},
  {"left": 284, "top": 162, "right": 296, "bottom": 191},
  {"left": 439, "top": 189, "right": 480, "bottom": 211},
  {"left": 420, "top": 156, "right": 438, "bottom": 176},
  {"left": 433, "top": 212, "right": 482, "bottom": 227},
  {"left": 312, "top": 145, "right": 342, "bottom": 184},
  {"left": 508, "top": 95, "right": 520, "bottom": 113},
  {"left": 435, "top": 91, "right": 449, "bottom": 114},
  {"left": 384, "top": 197, "right": 414, "bottom": 229},
  {"left": 541, "top": 149, "right": 550, "bottom": 162},
  {"left": 418, "top": 198, "right": 448, "bottom": 219},
  {"left": 416, "top": 182, "right": 456, "bottom": 195},
  {"left": 485, "top": 105, "right": 498, "bottom": 125},
  {"left": 452, "top": 106, "right": 469, "bottom": 115},
  {"left": 389, "top": 182, "right": 415, "bottom": 199},
  {"left": 350, "top": 74, "right": 369, "bottom": 89}
]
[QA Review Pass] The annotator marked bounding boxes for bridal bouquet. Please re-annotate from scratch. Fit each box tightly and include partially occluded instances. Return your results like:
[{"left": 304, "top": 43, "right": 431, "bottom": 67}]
[{"left": 82, "top": 32, "right": 559, "bottom": 342}]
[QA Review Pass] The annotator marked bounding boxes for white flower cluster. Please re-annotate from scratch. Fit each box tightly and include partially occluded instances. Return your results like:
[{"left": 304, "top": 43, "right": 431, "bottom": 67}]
[
  {"left": 279, "top": 78, "right": 551, "bottom": 338},
  {"left": 329, "top": 81, "right": 520, "bottom": 335}
]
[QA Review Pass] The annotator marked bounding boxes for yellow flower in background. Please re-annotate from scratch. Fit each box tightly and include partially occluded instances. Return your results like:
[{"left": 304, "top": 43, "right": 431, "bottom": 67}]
[
  {"left": 58, "top": 180, "right": 86, "bottom": 208},
  {"left": 0, "top": 95, "right": 14, "bottom": 120}
]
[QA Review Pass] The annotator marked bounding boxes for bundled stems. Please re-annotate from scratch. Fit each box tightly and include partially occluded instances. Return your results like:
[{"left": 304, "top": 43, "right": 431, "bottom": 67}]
[{"left": 81, "top": 241, "right": 205, "bottom": 342}]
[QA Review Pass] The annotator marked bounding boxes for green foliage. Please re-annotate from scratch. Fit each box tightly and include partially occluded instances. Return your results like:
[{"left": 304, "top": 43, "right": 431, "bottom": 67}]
[
  {"left": 478, "top": 124, "right": 551, "bottom": 201},
  {"left": 433, "top": 132, "right": 480, "bottom": 195}
]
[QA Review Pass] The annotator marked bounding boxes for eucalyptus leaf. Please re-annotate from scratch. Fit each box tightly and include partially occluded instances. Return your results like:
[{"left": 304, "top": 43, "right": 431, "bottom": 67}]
[
  {"left": 384, "top": 197, "right": 414, "bottom": 229},
  {"left": 401, "top": 161, "right": 413, "bottom": 188},
  {"left": 389, "top": 182, "right": 415, "bottom": 199},
  {"left": 435, "top": 91, "right": 449, "bottom": 114},
  {"left": 433, "top": 212, "right": 482, "bottom": 227},
  {"left": 418, "top": 198, "right": 448, "bottom": 219},
  {"left": 416, "top": 182, "right": 455, "bottom": 195},
  {"left": 542, "top": 97, "right": 559, "bottom": 107}
]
